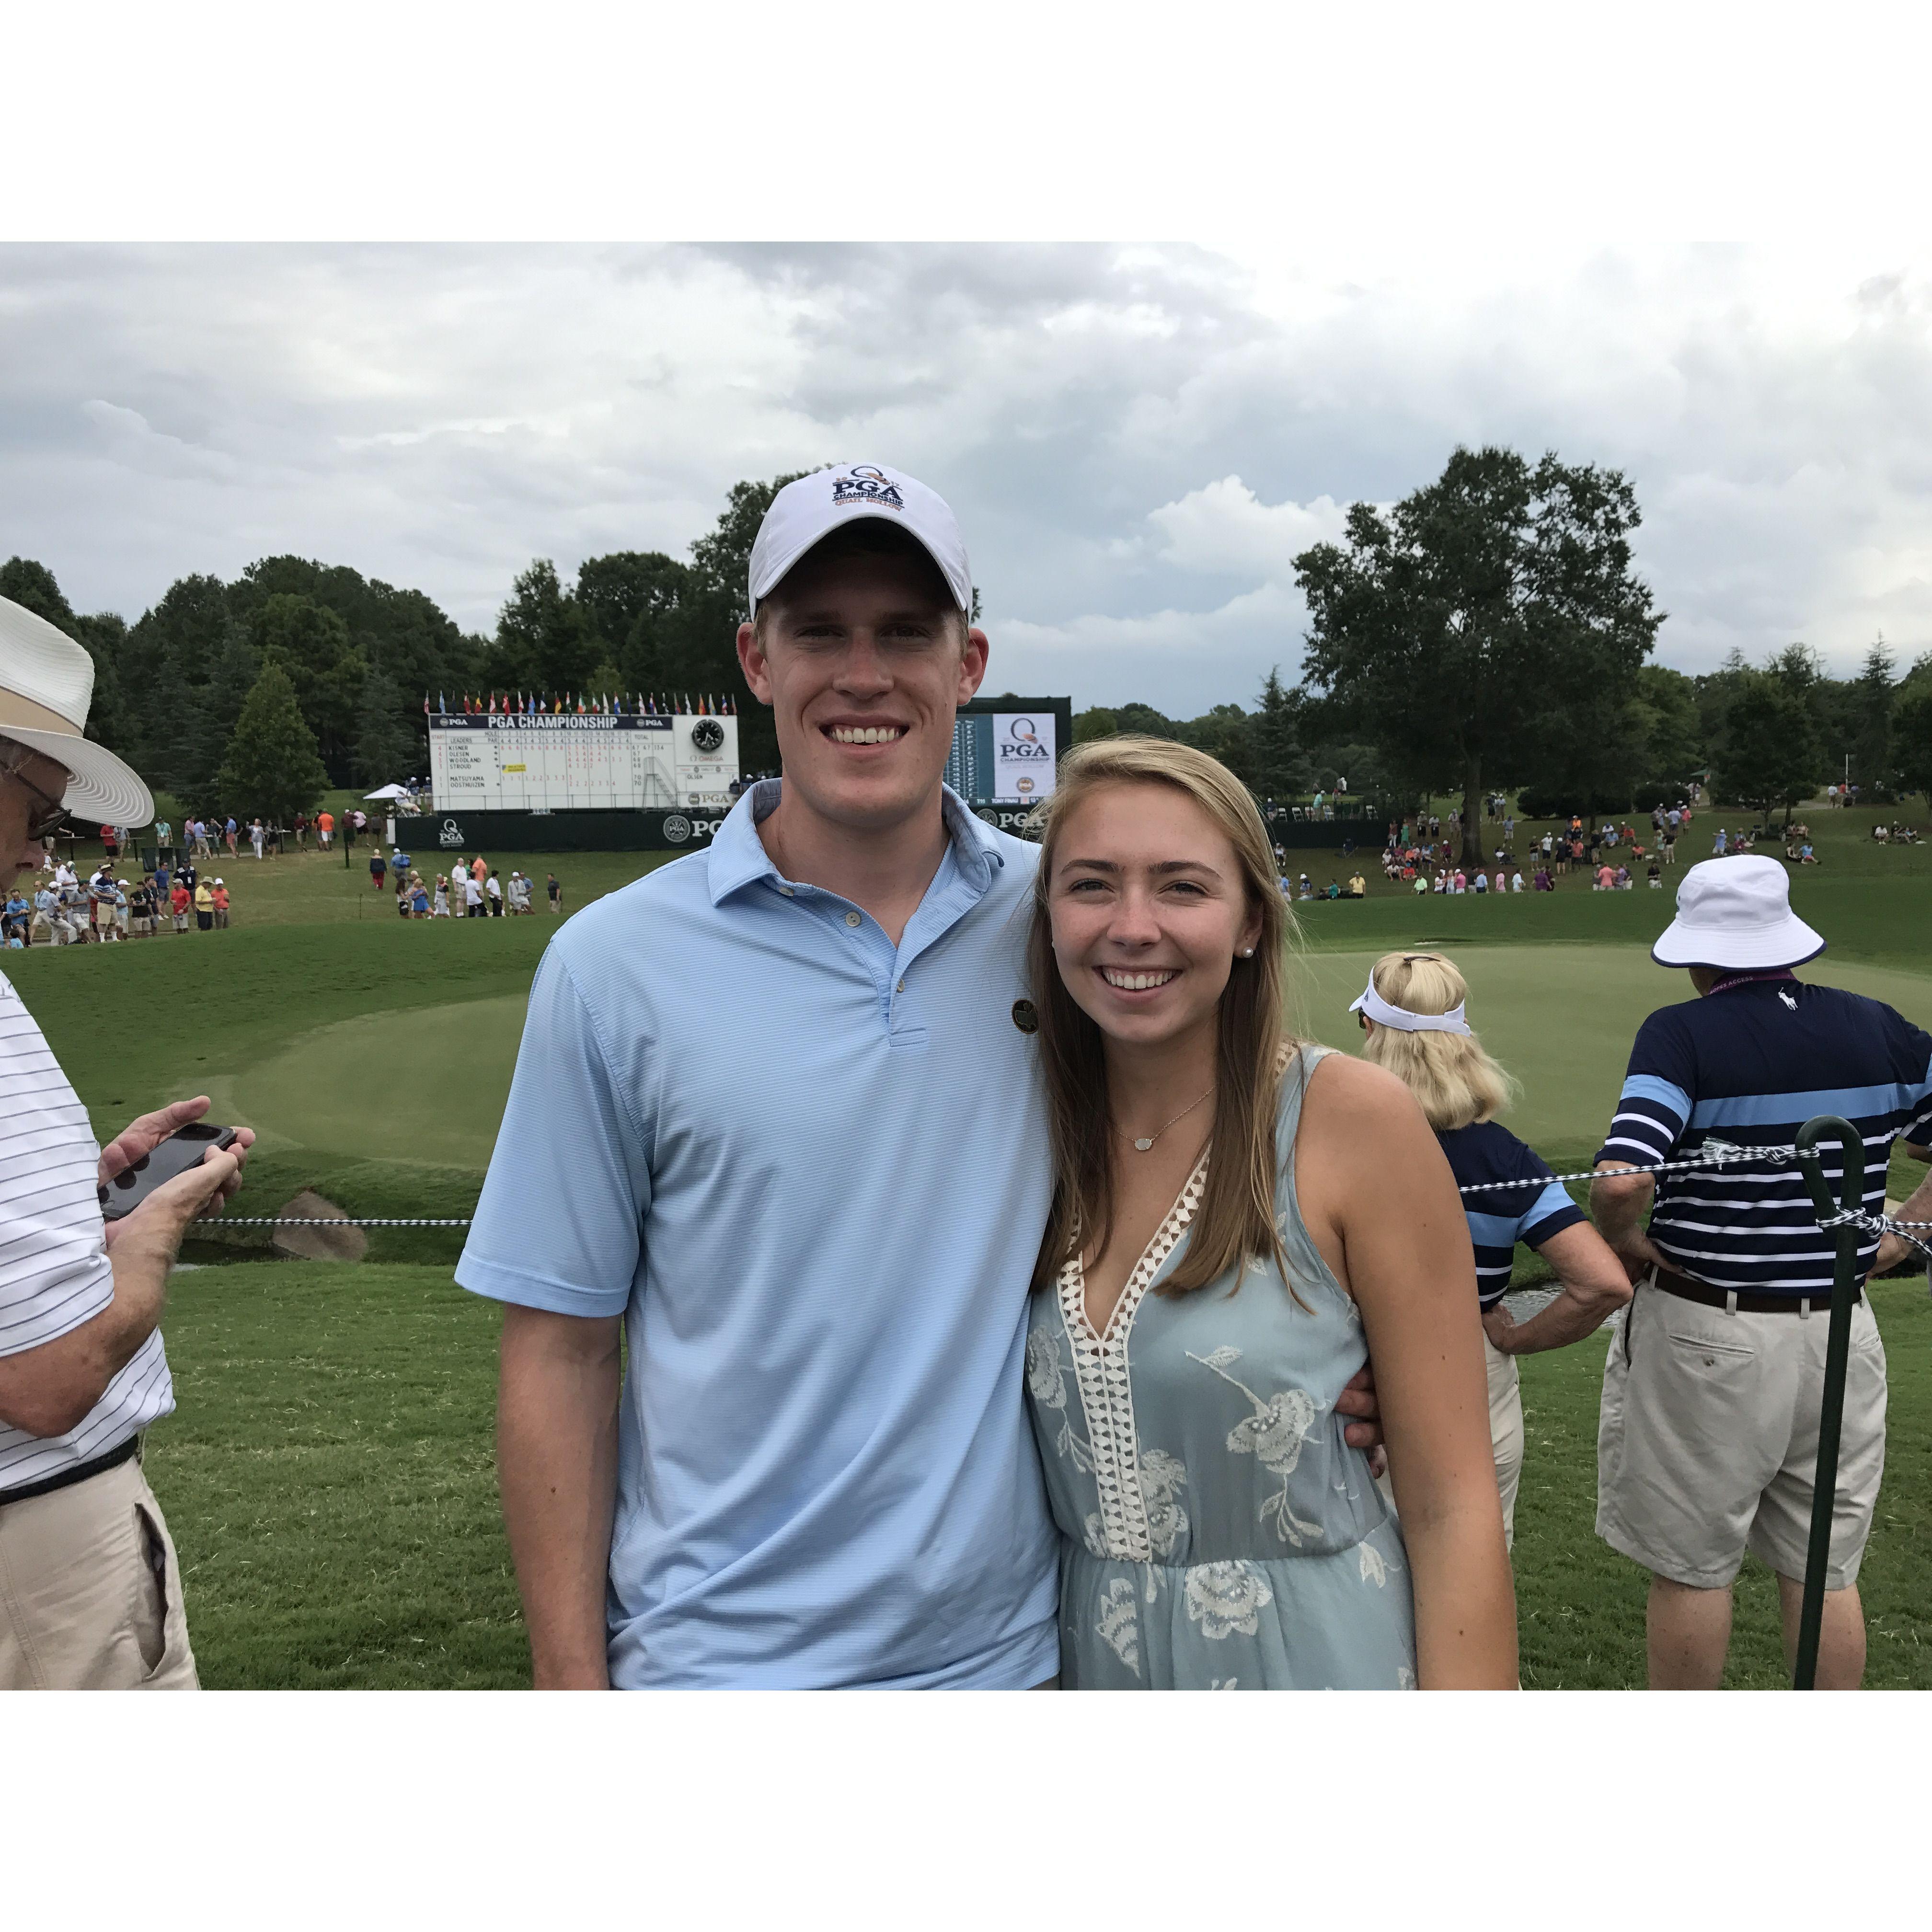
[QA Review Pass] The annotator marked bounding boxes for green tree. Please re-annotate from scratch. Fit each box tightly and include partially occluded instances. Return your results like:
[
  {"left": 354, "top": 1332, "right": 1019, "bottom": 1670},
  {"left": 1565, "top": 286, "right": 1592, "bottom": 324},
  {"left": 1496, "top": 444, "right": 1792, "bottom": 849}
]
[
  {"left": 575, "top": 551, "right": 692, "bottom": 693},
  {"left": 1175, "top": 702, "right": 1255, "bottom": 786},
  {"left": 1628, "top": 664, "right": 1704, "bottom": 799},
  {"left": 1295, "top": 446, "right": 1661, "bottom": 866},
  {"left": 1713, "top": 671, "right": 1822, "bottom": 824},
  {"left": 0, "top": 555, "right": 76, "bottom": 628},
  {"left": 216, "top": 660, "right": 329, "bottom": 828},
  {"left": 353, "top": 664, "right": 419, "bottom": 787},
  {"left": 1851, "top": 638, "right": 1896, "bottom": 796},
  {"left": 1892, "top": 685, "right": 1932, "bottom": 812},
  {"left": 245, "top": 593, "right": 365, "bottom": 782},
  {"left": 491, "top": 560, "right": 600, "bottom": 698},
  {"left": 186, "top": 629, "right": 264, "bottom": 802},
  {"left": 1072, "top": 707, "right": 1120, "bottom": 743},
  {"left": 1249, "top": 668, "right": 1313, "bottom": 800},
  {"left": 1112, "top": 702, "right": 1180, "bottom": 739}
]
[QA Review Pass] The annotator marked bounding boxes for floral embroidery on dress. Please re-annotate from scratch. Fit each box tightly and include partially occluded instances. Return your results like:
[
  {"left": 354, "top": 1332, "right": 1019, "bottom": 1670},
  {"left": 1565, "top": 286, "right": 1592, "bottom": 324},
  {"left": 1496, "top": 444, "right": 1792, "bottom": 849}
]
[
  {"left": 1209, "top": 1678, "right": 1240, "bottom": 1690},
  {"left": 1358, "top": 1541, "right": 1388, "bottom": 1588},
  {"left": 1397, "top": 1666, "right": 1415, "bottom": 1690},
  {"left": 1184, "top": 1561, "right": 1274, "bottom": 1640},
  {"left": 1096, "top": 1578, "right": 1141, "bottom": 1676},
  {"left": 1186, "top": 1346, "right": 1327, "bottom": 1548},
  {"left": 1026, "top": 1328, "right": 1065, "bottom": 1410},
  {"left": 1138, "top": 1450, "right": 1190, "bottom": 1559}
]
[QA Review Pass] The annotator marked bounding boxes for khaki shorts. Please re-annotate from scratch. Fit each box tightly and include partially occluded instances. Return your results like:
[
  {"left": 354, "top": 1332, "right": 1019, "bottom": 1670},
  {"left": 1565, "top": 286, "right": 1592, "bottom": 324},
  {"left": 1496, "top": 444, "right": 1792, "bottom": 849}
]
[
  {"left": 0, "top": 1451, "right": 198, "bottom": 1690},
  {"left": 1486, "top": 1332, "right": 1524, "bottom": 1551},
  {"left": 1596, "top": 1281, "right": 1886, "bottom": 1591}
]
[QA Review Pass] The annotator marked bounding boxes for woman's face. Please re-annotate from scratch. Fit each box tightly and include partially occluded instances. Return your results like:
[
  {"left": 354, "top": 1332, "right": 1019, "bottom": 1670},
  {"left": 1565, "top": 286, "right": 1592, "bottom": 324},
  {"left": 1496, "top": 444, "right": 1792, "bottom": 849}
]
[{"left": 1046, "top": 780, "right": 1262, "bottom": 1054}]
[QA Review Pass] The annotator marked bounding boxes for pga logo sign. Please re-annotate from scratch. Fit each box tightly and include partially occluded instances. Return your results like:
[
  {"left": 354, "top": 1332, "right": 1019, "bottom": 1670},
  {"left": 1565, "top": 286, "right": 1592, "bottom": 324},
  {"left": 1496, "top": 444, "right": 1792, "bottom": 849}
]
[{"left": 992, "top": 714, "right": 1056, "bottom": 804}]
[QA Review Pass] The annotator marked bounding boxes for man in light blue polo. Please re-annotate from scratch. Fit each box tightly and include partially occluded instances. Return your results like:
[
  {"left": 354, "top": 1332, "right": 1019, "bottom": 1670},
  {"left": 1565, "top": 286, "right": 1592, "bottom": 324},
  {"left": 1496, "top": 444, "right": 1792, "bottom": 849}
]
[{"left": 458, "top": 465, "right": 1062, "bottom": 1687}]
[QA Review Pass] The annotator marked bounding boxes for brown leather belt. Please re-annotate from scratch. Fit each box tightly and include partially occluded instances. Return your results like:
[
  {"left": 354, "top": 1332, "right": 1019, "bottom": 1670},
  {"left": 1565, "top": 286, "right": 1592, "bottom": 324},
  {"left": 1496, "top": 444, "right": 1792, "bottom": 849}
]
[{"left": 1650, "top": 1267, "right": 1859, "bottom": 1316}]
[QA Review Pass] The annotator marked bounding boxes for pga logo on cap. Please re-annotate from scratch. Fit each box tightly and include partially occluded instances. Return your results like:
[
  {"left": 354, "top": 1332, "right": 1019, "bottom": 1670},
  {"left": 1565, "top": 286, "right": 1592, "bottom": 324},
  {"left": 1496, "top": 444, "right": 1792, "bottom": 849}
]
[{"left": 831, "top": 465, "right": 906, "bottom": 510}]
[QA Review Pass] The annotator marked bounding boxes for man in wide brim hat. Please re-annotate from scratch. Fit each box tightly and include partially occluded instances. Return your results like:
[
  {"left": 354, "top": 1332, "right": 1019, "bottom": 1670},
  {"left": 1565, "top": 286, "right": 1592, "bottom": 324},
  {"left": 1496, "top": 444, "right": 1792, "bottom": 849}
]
[
  {"left": 0, "top": 595, "right": 257, "bottom": 1689},
  {"left": 1590, "top": 853, "right": 1932, "bottom": 1690}
]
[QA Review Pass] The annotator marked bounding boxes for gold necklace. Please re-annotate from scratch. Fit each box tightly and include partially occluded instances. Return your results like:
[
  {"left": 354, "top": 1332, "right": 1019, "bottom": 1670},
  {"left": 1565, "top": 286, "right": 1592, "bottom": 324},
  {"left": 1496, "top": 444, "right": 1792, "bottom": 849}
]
[{"left": 1116, "top": 1084, "right": 1214, "bottom": 1152}]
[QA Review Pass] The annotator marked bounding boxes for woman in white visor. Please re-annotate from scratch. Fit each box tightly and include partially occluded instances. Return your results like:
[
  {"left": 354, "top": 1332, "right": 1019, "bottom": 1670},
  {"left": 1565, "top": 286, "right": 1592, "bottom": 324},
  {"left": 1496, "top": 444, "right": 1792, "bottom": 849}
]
[{"left": 1352, "top": 952, "right": 1631, "bottom": 1548}]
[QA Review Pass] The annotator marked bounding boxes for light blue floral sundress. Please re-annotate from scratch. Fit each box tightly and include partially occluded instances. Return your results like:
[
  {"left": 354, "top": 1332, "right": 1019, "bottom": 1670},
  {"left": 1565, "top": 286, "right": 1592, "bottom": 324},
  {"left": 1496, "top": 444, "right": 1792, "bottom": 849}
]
[{"left": 1024, "top": 1044, "right": 1417, "bottom": 1689}]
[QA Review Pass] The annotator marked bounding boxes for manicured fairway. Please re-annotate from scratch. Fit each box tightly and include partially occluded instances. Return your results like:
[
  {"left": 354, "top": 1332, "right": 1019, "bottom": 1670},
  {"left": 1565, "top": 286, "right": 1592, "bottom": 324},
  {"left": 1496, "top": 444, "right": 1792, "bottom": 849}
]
[
  {"left": 236, "top": 994, "right": 527, "bottom": 1168},
  {"left": 219, "top": 944, "right": 1932, "bottom": 1182}
]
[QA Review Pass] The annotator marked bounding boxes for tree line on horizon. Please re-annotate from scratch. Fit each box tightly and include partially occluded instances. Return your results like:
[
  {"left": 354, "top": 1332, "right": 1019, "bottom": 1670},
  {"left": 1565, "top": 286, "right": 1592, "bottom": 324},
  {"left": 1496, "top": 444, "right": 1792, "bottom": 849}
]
[
  {"left": 5, "top": 448, "right": 1930, "bottom": 849},
  {"left": 1080, "top": 446, "right": 1932, "bottom": 864}
]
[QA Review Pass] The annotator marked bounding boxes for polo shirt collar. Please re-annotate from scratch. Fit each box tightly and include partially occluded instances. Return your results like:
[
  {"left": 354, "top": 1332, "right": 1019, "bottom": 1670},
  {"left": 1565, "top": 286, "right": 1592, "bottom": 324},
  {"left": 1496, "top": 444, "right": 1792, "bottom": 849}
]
[{"left": 706, "top": 778, "right": 1004, "bottom": 906}]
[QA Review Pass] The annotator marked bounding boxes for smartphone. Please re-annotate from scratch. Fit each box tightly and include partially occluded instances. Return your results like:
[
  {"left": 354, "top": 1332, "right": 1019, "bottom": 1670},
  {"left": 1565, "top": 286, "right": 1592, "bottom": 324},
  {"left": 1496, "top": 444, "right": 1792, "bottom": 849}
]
[{"left": 98, "top": 1123, "right": 239, "bottom": 1220}]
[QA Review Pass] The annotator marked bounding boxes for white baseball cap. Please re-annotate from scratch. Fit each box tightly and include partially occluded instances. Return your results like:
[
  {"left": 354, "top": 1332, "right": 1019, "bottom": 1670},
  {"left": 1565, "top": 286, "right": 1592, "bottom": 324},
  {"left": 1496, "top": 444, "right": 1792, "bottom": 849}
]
[
  {"left": 1652, "top": 854, "right": 1825, "bottom": 969},
  {"left": 747, "top": 463, "right": 971, "bottom": 615},
  {"left": 0, "top": 595, "right": 153, "bottom": 825}
]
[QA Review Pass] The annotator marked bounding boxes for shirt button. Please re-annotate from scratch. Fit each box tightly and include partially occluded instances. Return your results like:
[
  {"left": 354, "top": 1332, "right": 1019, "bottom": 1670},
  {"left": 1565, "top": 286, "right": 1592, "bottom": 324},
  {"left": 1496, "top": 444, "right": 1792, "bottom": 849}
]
[
  {"left": 778, "top": 885, "right": 794, "bottom": 896},
  {"left": 896, "top": 978, "right": 905, "bottom": 992},
  {"left": 845, "top": 910, "right": 861, "bottom": 927}
]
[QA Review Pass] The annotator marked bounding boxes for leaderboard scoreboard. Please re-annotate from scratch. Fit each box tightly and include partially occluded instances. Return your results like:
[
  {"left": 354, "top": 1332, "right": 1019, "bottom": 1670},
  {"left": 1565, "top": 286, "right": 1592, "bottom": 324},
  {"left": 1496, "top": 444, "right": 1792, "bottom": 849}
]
[{"left": 429, "top": 713, "right": 739, "bottom": 813}]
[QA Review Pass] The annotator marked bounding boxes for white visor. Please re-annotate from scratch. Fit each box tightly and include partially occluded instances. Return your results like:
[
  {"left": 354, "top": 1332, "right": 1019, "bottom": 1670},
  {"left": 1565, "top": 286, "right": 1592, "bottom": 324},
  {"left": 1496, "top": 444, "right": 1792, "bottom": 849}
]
[{"left": 1348, "top": 974, "right": 1473, "bottom": 1035}]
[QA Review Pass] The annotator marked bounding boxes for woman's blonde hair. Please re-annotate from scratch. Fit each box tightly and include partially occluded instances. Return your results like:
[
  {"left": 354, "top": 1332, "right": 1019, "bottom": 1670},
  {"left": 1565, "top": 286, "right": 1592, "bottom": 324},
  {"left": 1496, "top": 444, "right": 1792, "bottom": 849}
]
[
  {"left": 1355, "top": 951, "right": 1518, "bottom": 1131},
  {"left": 1027, "top": 736, "right": 1299, "bottom": 1298}
]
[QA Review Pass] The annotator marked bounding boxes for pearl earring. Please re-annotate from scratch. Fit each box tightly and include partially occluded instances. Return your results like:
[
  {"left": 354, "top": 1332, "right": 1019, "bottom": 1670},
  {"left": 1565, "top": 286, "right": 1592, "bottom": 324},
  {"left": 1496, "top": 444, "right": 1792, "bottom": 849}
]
[{"left": 1240, "top": 947, "right": 1255, "bottom": 958}]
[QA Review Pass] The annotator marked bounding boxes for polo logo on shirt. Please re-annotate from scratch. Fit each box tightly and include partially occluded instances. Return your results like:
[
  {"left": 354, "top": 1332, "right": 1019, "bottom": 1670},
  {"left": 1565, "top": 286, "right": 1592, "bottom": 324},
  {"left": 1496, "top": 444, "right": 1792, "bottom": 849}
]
[
  {"left": 1011, "top": 999, "right": 1039, "bottom": 1035},
  {"left": 831, "top": 465, "right": 905, "bottom": 510}
]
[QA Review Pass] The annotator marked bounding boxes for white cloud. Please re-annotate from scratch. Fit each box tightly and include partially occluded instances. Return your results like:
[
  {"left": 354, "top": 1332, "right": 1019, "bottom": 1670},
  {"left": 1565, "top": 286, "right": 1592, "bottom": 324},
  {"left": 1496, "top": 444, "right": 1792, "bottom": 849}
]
[{"left": 3, "top": 242, "right": 1932, "bottom": 720}]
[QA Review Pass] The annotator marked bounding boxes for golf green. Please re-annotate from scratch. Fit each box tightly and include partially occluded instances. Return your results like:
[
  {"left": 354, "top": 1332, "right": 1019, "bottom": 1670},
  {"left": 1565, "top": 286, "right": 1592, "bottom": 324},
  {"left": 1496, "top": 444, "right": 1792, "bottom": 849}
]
[{"left": 227, "top": 947, "right": 1932, "bottom": 1174}]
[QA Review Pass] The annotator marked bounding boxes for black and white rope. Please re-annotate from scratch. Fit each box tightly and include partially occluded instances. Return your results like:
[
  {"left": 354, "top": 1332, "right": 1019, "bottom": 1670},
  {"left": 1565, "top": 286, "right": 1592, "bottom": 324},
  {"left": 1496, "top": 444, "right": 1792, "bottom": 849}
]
[
  {"left": 197, "top": 1216, "right": 472, "bottom": 1228},
  {"left": 190, "top": 1139, "right": 1932, "bottom": 1232}
]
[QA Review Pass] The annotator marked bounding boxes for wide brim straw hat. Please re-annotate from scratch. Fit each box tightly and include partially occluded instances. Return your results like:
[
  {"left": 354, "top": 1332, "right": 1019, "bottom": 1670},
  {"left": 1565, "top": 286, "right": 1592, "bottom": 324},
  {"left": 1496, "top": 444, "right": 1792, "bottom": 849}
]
[
  {"left": 1652, "top": 854, "right": 1825, "bottom": 969},
  {"left": 0, "top": 595, "right": 153, "bottom": 825}
]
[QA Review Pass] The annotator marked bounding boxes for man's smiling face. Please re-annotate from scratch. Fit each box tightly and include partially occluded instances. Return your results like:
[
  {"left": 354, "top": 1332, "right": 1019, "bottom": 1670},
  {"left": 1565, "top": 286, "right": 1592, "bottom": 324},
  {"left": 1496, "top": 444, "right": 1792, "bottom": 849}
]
[{"left": 737, "top": 530, "right": 988, "bottom": 835}]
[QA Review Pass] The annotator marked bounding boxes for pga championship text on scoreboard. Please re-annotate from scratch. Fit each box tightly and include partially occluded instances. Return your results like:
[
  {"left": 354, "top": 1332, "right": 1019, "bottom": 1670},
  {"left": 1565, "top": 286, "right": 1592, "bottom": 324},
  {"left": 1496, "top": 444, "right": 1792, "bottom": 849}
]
[{"left": 429, "top": 713, "right": 740, "bottom": 813}]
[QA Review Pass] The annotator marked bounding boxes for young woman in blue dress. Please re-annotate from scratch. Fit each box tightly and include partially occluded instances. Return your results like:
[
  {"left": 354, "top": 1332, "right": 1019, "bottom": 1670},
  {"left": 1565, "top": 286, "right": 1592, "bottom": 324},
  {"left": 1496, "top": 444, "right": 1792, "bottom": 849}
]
[{"left": 1021, "top": 737, "right": 1516, "bottom": 1689}]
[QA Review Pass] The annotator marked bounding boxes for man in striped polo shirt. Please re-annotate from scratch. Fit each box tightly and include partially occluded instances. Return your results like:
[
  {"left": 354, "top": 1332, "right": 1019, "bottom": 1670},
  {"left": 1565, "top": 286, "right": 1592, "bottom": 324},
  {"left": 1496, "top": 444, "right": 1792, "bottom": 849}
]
[
  {"left": 0, "top": 598, "right": 254, "bottom": 1689},
  {"left": 1592, "top": 855, "right": 1932, "bottom": 1689}
]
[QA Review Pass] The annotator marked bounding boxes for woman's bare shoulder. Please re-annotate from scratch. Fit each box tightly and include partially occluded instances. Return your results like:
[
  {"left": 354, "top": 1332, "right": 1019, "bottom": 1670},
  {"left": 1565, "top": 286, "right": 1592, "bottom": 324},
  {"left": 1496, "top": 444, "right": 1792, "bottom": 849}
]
[{"left": 1301, "top": 1046, "right": 1433, "bottom": 1147}]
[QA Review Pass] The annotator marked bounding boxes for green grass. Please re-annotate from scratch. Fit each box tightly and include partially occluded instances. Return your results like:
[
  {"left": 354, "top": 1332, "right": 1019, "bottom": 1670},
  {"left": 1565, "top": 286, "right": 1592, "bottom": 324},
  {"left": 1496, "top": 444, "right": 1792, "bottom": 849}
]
[
  {"left": 10, "top": 790, "right": 1932, "bottom": 1687},
  {"left": 151, "top": 1262, "right": 527, "bottom": 1689}
]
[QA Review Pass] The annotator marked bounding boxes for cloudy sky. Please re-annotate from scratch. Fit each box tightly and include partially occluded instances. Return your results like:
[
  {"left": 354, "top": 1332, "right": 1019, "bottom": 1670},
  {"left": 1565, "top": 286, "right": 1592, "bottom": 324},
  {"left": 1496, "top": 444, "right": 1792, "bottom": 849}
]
[{"left": 4, "top": 238, "right": 1930, "bottom": 716}]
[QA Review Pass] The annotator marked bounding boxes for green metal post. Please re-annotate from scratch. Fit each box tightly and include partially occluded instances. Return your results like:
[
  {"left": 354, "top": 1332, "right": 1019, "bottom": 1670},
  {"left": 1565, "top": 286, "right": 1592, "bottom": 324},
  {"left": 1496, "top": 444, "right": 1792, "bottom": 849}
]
[{"left": 1791, "top": 1115, "right": 1866, "bottom": 1691}]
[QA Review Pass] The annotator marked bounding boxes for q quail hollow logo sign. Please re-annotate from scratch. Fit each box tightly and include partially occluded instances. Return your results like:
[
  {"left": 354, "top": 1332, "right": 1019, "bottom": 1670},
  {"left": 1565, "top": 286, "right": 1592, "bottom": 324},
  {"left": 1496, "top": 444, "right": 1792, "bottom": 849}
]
[
  {"left": 993, "top": 714, "right": 1056, "bottom": 803},
  {"left": 438, "top": 818, "right": 464, "bottom": 847}
]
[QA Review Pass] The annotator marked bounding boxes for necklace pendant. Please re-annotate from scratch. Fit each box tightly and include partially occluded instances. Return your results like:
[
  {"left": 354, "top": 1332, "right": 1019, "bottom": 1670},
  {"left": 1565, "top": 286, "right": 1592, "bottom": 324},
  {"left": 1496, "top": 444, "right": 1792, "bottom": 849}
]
[{"left": 1133, "top": 1137, "right": 1154, "bottom": 1151}]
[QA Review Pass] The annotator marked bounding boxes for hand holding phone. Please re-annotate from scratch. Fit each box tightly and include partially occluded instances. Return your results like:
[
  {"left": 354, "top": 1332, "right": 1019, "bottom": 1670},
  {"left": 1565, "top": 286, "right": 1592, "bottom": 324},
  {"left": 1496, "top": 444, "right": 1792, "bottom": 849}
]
[{"left": 98, "top": 1122, "right": 241, "bottom": 1221}]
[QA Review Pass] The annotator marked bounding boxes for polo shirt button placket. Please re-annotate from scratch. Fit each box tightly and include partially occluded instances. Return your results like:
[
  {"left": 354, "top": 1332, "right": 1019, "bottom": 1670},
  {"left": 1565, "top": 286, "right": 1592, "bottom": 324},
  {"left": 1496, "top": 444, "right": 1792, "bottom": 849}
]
[{"left": 844, "top": 910, "right": 861, "bottom": 927}]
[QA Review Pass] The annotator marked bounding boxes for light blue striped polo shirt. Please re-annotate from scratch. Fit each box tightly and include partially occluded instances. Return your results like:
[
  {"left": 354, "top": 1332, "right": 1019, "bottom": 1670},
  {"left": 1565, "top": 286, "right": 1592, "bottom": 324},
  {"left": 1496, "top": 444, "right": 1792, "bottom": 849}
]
[{"left": 457, "top": 782, "right": 1060, "bottom": 1688}]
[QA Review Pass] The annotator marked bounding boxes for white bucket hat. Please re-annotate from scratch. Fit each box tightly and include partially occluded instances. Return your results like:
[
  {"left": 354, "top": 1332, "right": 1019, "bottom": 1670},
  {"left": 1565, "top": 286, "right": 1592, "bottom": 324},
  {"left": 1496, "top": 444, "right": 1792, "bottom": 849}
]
[
  {"left": 747, "top": 463, "right": 972, "bottom": 615},
  {"left": 1652, "top": 854, "right": 1824, "bottom": 969},
  {"left": 0, "top": 596, "right": 153, "bottom": 825}
]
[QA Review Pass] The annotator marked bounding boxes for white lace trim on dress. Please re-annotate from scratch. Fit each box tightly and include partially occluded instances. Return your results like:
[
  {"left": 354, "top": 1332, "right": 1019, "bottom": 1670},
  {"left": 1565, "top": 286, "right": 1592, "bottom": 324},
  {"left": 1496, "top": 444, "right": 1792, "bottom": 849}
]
[{"left": 1058, "top": 1150, "right": 1210, "bottom": 1563}]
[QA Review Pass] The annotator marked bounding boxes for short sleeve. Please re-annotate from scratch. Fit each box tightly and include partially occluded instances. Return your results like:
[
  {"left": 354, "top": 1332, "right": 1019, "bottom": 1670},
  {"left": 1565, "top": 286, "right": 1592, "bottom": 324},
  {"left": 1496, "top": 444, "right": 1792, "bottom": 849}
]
[
  {"left": 454, "top": 945, "right": 652, "bottom": 1319},
  {"left": 1897, "top": 1024, "right": 1932, "bottom": 1149},
  {"left": 0, "top": 978, "right": 114, "bottom": 1360},
  {"left": 1596, "top": 1010, "right": 1695, "bottom": 1170}
]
